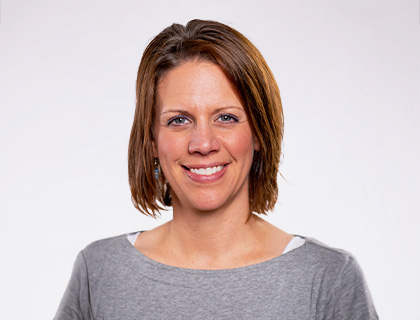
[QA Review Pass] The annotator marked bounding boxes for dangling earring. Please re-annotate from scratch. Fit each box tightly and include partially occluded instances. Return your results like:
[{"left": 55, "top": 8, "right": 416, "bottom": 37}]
[{"left": 154, "top": 158, "right": 160, "bottom": 179}]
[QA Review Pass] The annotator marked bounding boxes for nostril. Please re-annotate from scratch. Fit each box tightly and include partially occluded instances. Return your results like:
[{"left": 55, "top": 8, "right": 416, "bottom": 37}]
[{"left": 188, "top": 127, "right": 220, "bottom": 155}]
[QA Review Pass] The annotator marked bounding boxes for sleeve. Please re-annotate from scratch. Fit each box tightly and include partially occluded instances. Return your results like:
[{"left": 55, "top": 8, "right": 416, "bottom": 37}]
[
  {"left": 54, "top": 251, "right": 93, "bottom": 320},
  {"left": 316, "top": 255, "right": 379, "bottom": 320}
]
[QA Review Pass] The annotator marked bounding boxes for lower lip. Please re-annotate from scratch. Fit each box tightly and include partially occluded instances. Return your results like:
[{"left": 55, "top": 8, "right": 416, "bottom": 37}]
[{"left": 183, "top": 165, "right": 228, "bottom": 183}]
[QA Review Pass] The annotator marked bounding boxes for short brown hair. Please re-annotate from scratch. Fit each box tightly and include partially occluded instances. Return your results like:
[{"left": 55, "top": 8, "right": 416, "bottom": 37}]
[{"left": 128, "top": 19, "right": 283, "bottom": 217}]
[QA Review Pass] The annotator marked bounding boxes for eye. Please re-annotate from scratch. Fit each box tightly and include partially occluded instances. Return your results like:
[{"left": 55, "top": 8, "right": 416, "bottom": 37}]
[
  {"left": 167, "top": 116, "right": 191, "bottom": 126},
  {"left": 216, "top": 114, "right": 238, "bottom": 123}
]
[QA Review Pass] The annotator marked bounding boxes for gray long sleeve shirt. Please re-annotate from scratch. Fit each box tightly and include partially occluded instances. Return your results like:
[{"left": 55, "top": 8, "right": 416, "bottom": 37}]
[{"left": 54, "top": 234, "right": 378, "bottom": 319}]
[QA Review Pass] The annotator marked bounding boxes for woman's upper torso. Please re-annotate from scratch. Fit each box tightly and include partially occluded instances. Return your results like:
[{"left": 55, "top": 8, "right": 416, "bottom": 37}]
[{"left": 54, "top": 233, "right": 378, "bottom": 320}]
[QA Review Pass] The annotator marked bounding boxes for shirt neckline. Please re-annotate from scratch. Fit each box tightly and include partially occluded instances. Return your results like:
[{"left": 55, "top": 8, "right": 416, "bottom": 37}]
[{"left": 122, "top": 231, "right": 308, "bottom": 275}]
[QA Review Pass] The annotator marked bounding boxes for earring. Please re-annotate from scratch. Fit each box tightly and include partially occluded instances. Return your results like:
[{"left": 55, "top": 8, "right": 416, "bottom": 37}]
[{"left": 154, "top": 158, "right": 159, "bottom": 179}]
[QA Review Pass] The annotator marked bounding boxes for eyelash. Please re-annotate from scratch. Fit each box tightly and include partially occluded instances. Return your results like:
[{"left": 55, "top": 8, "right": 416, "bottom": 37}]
[
  {"left": 217, "top": 113, "right": 238, "bottom": 123},
  {"left": 167, "top": 116, "right": 190, "bottom": 126},
  {"left": 167, "top": 113, "right": 238, "bottom": 126}
]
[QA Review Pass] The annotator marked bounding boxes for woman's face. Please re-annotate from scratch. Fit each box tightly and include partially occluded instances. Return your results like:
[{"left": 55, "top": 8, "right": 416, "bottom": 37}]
[{"left": 153, "top": 61, "right": 259, "bottom": 212}]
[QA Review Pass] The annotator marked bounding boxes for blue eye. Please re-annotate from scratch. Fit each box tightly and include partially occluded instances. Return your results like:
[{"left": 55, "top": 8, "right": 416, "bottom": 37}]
[
  {"left": 168, "top": 116, "right": 190, "bottom": 126},
  {"left": 217, "top": 114, "right": 238, "bottom": 123}
]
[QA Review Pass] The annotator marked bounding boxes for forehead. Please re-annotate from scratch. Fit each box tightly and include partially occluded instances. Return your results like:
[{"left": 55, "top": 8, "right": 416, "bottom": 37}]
[{"left": 156, "top": 61, "right": 242, "bottom": 112}]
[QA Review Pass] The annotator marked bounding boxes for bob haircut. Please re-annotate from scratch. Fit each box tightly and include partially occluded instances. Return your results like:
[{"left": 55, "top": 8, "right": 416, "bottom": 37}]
[{"left": 128, "top": 19, "right": 283, "bottom": 217}]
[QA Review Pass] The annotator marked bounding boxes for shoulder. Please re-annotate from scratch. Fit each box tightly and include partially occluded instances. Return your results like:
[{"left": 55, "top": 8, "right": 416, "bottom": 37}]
[
  {"left": 79, "top": 233, "right": 136, "bottom": 268},
  {"left": 298, "top": 237, "right": 360, "bottom": 271},
  {"left": 83, "top": 233, "right": 130, "bottom": 254},
  {"left": 299, "top": 237, "right": 378, "bottom": 319},
  {"left": 54, "top": 233, "right": 141, "bottom": 319},
  {"left": 299, "top": 237, "right": 367, "bottom": 288},
  {"left": 303, "top": 237, "right": 354, "bottom": 258},
  {"left": 304, "top": 237, "right": 355, "bottom": 257},
  {"left": 287, "top": 237, "right": 368, "bottom": 298}
]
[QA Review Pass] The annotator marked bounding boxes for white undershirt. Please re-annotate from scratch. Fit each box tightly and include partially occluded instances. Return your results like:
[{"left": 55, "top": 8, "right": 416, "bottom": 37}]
[
  {"left": 282, "top": 235, "right": 306, "bottom": 254},
  {"left": 127, "top": 232, "right": 305, "bottom": 255}
]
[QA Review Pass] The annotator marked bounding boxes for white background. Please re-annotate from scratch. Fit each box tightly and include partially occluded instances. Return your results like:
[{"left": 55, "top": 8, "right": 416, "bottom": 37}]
[{"left": 1, "top": 0, "right": 419, "bottom": 319}]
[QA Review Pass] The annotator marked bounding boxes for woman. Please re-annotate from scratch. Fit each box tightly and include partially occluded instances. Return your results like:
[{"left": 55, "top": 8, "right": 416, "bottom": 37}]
[{"left": 55, "top": 20, "right": 378, "bottom": 319}]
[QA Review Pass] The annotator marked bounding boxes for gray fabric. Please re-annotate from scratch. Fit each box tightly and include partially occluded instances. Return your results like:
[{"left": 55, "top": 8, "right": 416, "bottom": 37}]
[{"left": 54, "top": 233, "right": 378, "bottom": 320}]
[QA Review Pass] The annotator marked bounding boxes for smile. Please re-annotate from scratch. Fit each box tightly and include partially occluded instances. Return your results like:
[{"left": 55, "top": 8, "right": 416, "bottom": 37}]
[
  {"left": 189, "top": 165, "right": 225, "bottom": 176},
  {"left": 182, "top": 163, "right": 228, "bottom": 183}
]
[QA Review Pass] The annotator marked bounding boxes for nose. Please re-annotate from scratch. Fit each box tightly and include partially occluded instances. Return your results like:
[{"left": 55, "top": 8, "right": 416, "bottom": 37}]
[{"left": 188, "top": 123, "right": 220, "bottom": 155}]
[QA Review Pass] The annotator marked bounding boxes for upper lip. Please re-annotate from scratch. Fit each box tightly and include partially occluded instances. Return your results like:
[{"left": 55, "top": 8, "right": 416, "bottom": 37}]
[{"left": 182, "top": 162, "right": 228, "bottom": 169}]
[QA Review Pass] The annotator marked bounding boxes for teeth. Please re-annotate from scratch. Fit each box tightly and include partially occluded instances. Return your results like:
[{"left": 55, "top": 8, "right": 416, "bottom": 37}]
[{"left": 190, "top": 165, "right": 224, "bottom": 176}]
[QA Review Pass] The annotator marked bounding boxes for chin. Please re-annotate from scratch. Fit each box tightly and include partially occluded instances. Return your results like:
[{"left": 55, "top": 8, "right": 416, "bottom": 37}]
[
  {"left": 184, "top": 193, "right": 230, "bottom": 213},
  {"left": 192, "top": 200, "right": 225, "bottom": 212}
]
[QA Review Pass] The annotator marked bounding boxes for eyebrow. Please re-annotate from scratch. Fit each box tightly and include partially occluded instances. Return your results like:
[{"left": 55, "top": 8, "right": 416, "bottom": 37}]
[{"left": 160, "top": 106, "right": 243, "bottom": 116}]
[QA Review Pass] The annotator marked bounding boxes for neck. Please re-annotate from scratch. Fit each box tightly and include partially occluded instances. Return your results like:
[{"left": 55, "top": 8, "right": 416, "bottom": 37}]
[{"left": 162, "top": 197, "right": 261, "bottom": 268}]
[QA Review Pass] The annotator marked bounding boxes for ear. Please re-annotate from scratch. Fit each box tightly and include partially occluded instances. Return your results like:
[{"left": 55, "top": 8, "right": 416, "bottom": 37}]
[
  {"left": 152, "top": 140, "right": 158, "bottom": 158},
  {"left": 253, "top": 135, "right": 260, "bottom": 152}
]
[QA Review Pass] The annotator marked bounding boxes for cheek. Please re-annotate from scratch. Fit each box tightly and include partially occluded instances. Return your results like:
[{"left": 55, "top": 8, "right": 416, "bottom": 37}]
[
  {"left": 222, "top": 127, "right": 256, "bottom": 160},
  {"left": 156, "top": 133, "right": 188, "bottom": 163}
]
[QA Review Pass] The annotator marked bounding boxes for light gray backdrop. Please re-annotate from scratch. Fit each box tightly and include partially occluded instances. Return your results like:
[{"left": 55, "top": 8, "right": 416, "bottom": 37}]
[{"left": 0, "top": 0, "right": 419, "bottom": 319}]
